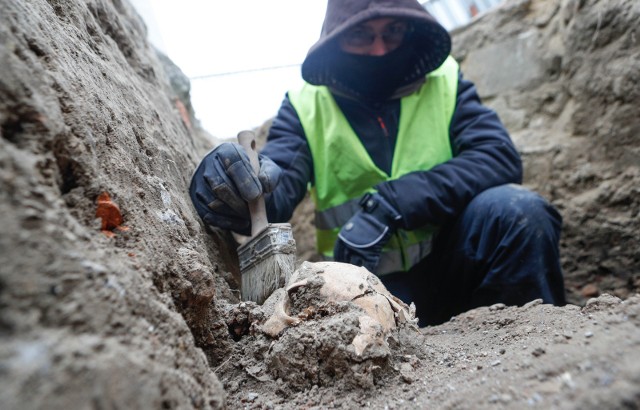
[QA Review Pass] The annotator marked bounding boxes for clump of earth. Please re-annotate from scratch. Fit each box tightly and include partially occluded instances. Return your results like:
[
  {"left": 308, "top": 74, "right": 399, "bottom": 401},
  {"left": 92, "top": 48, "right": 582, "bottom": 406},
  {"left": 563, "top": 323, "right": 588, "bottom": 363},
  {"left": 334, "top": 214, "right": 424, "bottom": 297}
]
[{"left": 220, "top": 262, "right": 420, "bottom": 395}]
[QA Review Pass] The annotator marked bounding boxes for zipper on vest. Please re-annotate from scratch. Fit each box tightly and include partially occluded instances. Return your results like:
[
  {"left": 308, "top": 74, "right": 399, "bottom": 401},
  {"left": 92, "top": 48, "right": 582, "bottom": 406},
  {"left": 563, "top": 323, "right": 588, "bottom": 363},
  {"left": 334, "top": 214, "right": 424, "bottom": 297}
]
[{"left": 376, "top": 116, "right": 389, "bottom": 138}]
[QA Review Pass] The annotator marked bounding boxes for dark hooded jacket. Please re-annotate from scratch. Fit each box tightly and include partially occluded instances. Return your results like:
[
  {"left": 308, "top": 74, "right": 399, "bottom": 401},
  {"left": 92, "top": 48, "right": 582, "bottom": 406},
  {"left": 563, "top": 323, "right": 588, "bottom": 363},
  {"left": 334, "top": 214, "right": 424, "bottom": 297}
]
[{"left": 261, "top": 0, "right": 522, "bottom": 231}]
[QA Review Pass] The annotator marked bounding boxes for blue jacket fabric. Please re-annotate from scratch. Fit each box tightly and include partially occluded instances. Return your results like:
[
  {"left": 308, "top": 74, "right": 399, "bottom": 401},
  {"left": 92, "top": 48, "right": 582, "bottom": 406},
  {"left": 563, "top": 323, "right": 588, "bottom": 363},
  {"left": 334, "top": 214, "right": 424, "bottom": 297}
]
[{"left": 261, "top": 72, "right": 523, "bottom": 231}]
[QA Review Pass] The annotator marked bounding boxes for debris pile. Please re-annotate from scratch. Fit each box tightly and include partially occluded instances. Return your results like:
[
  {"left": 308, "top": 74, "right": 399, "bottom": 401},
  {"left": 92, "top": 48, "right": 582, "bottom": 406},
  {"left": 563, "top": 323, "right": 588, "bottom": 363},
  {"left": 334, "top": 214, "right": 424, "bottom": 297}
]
[{"left": 220, "top": 262, "right": 420, "bottom": 393}]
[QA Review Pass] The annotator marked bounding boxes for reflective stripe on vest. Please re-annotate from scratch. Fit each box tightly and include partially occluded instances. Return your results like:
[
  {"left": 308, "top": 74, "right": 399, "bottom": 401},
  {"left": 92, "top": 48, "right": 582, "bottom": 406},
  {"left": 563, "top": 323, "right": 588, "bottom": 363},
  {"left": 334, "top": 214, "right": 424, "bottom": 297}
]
[{"left": 289, "top": 56, "right": 459, "bottom": 275}]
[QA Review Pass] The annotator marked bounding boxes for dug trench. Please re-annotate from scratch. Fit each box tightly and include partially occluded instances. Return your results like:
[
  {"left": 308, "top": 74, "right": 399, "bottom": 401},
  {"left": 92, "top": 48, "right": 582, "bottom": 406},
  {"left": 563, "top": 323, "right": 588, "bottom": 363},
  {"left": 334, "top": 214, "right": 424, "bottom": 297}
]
[{"left": 0, "top": 0, "right": 638, "bottom": 409}]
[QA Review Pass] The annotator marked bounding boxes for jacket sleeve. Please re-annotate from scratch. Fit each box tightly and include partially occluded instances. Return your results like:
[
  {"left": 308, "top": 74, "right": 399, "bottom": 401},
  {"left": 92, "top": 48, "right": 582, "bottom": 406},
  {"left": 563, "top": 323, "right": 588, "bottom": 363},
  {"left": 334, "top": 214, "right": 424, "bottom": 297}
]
[
  {"left": 260, "top": 94, "right": 314, "bottom": 223},
  {"left": 376, "top": 72, "right": 523, "bottom": 230}
]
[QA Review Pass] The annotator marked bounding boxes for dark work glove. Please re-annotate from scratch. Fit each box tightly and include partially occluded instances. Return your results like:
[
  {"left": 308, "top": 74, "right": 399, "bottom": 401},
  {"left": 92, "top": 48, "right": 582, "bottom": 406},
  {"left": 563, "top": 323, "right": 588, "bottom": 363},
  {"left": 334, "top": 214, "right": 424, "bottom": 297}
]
[
  {"left": 189, "top": 142, "right": 281, "bottom": 235},
  {"left": 333, "top": 192, "right": 402, "bottom": 273}
]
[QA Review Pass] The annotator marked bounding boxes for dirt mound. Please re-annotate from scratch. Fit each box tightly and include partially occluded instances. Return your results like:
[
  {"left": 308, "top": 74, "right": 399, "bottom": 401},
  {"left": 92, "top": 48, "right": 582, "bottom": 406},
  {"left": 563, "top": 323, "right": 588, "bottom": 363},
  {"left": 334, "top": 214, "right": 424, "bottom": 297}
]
[
  {"left": 219, "top": 262, "right": 418, "bottom": 395},
  {"left": 220, "top": 294, "right": 640, "bottom": 408},
  {"left": 1, "top": 0, "right": 639, "bottom": 409}
]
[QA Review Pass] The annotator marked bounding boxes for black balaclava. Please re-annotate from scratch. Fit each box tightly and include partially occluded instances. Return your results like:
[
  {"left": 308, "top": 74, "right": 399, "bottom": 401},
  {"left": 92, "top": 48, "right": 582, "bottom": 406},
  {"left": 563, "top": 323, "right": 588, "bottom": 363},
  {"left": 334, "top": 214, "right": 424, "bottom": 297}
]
[{"left": 332, "top": 43, "right": 418, "bottom": 102}]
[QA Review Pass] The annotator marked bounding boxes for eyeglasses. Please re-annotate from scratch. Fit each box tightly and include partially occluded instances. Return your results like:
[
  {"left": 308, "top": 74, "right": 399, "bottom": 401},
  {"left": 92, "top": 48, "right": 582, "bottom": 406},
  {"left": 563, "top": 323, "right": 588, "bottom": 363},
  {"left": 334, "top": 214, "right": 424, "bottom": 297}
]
[{"left": 340, "top": 21, "right": 412, "bottom": 49}]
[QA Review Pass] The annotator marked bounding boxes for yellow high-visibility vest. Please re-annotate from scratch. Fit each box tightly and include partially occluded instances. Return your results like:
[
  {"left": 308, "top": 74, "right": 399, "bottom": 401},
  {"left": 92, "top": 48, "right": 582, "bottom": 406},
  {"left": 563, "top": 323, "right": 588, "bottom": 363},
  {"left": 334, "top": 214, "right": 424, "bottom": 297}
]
[{"left": 289, "top": 56, "right": 459, "bottom": 275}]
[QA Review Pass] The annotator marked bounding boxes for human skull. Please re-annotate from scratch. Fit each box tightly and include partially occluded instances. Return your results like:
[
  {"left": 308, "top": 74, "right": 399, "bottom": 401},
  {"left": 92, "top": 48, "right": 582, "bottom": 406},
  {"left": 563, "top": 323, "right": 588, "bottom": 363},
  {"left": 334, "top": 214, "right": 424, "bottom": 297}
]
[{"left": 259, "top": 261, "right": 416, "bottom": 356}]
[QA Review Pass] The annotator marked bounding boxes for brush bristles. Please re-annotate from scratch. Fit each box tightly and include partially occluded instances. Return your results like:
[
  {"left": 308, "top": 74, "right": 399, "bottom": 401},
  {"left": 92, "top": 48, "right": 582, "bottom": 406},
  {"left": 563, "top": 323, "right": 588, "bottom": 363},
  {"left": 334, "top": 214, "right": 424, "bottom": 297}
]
[{"left": 241, "top": 253, "right": 296, "bottom": 304}]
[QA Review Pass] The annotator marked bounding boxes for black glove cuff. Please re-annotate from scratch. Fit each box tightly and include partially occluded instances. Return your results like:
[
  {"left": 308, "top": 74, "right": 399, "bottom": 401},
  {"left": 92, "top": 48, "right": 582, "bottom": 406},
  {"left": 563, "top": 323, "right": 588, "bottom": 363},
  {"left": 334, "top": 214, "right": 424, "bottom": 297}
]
[{"left": 359, "top": 192, "right": 402, "bottom": 228}]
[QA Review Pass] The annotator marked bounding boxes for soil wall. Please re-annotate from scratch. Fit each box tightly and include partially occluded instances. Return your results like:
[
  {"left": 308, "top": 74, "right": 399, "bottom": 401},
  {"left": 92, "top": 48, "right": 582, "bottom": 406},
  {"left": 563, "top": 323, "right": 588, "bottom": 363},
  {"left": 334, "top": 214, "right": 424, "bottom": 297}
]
[{"left": 0, "top": 0, "right": 236, "bottom": 407}]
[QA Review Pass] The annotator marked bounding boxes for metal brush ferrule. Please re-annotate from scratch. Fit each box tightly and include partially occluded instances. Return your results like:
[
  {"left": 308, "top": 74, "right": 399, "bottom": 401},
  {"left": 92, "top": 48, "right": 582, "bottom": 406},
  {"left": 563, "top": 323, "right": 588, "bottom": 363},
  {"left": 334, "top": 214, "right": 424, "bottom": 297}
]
[{"left": 237, "top": 223, "right": 296, "bottom": 272}]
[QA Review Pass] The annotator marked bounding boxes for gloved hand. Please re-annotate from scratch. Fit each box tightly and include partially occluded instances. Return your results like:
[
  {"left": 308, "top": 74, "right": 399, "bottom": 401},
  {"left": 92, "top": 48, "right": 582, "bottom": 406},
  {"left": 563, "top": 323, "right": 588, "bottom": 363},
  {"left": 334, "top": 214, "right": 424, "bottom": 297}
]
[
  {"left": 333, "top": 192, "right": 402, "bottom": 273},
  {"left": 189, "top": 142, "right": 281, "bottom": 235}
]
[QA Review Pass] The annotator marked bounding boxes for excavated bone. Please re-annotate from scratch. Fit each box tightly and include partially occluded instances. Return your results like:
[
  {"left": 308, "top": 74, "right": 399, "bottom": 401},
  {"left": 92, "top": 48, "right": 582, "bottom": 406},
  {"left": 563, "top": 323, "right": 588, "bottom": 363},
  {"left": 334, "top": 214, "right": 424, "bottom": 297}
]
[
  {"left": 352, "top": 315, "right": 386, "bottom": 356},
  {"left": 261, "top": 289, "right": 301, "bottom": 337},
  {"left": 259, "top": 261, "right": 415, "bottom": 355}
]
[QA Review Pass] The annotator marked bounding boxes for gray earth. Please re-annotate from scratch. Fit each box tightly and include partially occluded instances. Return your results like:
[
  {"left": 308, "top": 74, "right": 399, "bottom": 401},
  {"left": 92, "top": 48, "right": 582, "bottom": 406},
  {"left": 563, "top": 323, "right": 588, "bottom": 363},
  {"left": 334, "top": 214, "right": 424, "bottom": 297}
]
[{"left": 1, "top": 0, "right": 638, "bottom": 409}]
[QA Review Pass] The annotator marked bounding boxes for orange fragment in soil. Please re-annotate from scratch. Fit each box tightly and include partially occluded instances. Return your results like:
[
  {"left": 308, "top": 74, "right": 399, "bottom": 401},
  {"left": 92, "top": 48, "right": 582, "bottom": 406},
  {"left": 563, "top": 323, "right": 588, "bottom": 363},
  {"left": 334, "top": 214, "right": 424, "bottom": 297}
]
[
  {"left": 174, "top": 98, "right": 192, "bottom": 131},
  {"left": 96, "top": 192, "right": 126, "bottom": 236}
]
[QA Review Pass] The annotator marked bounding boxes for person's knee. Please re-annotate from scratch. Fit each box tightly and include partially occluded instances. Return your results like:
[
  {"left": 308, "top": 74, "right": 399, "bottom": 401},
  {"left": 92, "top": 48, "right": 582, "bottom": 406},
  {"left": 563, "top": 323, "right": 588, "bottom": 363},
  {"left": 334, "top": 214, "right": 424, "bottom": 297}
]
[{"left": 467, "top": 184, "right": 561, "bottom": 229}]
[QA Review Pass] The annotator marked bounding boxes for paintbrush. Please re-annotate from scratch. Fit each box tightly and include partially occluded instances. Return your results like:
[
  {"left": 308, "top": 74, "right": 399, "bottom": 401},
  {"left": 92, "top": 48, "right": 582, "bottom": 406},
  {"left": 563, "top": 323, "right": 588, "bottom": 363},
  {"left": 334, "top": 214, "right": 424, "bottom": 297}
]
[{"left": 236, "top": 130, "right": 296, "bottom": 304}]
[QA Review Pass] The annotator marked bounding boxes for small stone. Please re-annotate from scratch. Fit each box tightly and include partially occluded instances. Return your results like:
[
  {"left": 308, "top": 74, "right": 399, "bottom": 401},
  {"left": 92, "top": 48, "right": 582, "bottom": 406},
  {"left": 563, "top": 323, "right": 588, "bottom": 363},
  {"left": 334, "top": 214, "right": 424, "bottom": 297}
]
[
  {"left": 560, "top": 372, "right": 575, "bottom": 390},
  {"left": 532, "top": 347, "right": 546, "bottom": 357},
  {"left": 491, "top": 360, "right": 501, "bottom": 367},
  {"left": 585, "top": 331, "right": 594, "bottom": 338},
  {"left": 489, "top": 303, "right": 506, "bottom": 311},
  {"left": 488, "top": 392, "right": 512, "bottom": 403},
  {"left": 400, "top": 363, "right": 413, "bottom": 372},
  {"left": 499, "top": 348, "right": 506, "bottom": 355},
  {"left": 50, "top": 284, "right": 63, "bottom": 296},
  {"left": 528, "top": 393, "right": 543, "bottom": 406},
  {"left": 227, "top": 381, "right": 239, "bottom": 393},
  {"left": 500, "top": 394, "right": 513, "bottom": 403},
  {"left": 523, "top": 299, "right": 543, "bottom": 309},
  {"left": 400, "top": 363, "right": 414, "bottom": 384},
  {"left": 246, "top": 392, "right": 259, "bottom": 402},
  {"left": 581, "top": 284, "right": 600, "bottom": 298}
]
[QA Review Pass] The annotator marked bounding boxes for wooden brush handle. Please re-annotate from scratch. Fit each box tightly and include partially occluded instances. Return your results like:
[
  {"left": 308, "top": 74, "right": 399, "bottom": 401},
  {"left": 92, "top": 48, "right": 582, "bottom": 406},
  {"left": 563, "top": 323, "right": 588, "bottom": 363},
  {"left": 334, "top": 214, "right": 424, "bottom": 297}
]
[{"left": 238, "top": 130, "right": 268, "bottom": 237}]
